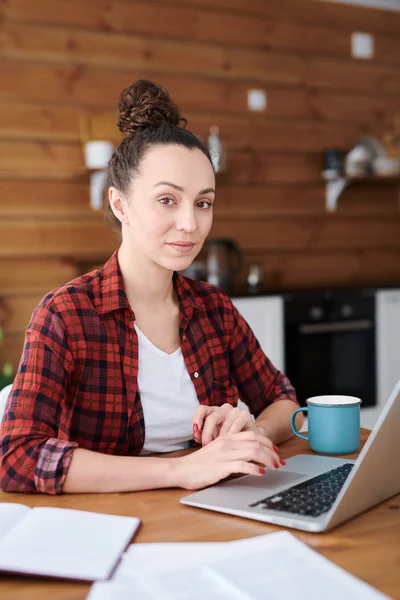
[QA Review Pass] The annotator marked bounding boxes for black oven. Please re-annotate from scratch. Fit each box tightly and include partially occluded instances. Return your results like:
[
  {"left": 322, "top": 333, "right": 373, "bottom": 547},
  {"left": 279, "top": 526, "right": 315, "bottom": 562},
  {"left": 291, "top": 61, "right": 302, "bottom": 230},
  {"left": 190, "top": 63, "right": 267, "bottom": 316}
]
[{"left": 284, "top": 289, "right": 376, "bottom": 407}]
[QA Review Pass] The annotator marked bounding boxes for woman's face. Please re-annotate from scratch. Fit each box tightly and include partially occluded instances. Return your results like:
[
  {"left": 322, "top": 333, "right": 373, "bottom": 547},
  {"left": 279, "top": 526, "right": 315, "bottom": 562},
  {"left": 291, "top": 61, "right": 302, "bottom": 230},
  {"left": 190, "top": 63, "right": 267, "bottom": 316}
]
[{"left": 113, "top": 144, "right": 215, "bottom": 272}]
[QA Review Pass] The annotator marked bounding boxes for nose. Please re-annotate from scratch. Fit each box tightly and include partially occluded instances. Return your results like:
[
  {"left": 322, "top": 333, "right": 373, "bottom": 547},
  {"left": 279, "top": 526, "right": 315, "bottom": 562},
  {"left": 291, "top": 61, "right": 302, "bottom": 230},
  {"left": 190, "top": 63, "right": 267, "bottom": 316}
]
[{"left": 175, "top": 205, "right": 197, "bottom": 233}]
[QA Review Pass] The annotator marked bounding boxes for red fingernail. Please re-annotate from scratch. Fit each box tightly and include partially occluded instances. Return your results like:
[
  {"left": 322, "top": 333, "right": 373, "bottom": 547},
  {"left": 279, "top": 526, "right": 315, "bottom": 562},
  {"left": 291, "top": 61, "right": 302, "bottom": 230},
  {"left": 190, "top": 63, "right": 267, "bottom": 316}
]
[
  {"left": 280, "top": 458, "right": 286, "bottom": 466},
  {"left": 258, "top": 468, "right": 266, "bottom": 475},
  {"left": 273, "top": 444, "right": 279, "bottom": 452},
  {"left": 274, "top": 461, "right": 280, "bottom": 469},
  {"left": 193, "top": 424, "right": 198, "bottom": 433}
]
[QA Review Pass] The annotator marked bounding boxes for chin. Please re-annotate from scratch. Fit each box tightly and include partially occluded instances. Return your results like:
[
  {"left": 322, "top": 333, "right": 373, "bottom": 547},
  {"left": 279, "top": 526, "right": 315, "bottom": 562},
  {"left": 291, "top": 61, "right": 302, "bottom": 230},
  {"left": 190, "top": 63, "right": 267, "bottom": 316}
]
[
  {"left": 159, "top": 256, "right": 195, "bottom": 273},
  {"left": 170, "top": 259, "right": 194, "bottom": 272}
]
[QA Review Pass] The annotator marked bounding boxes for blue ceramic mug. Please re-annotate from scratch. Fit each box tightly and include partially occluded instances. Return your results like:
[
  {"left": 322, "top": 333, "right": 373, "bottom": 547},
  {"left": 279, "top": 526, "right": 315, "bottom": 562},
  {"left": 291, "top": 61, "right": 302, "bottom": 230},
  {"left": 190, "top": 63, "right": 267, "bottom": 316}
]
[{"left": 291, "top": 395, "right": 362, "bottom": 455}]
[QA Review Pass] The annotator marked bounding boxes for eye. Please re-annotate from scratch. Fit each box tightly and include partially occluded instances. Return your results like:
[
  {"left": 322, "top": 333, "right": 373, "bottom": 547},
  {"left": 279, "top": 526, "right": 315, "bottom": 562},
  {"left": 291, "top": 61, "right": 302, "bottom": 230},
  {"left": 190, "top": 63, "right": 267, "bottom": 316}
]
[
  {"left": 197, "top": 200, "right": 213, "bottom": 210},
  {"left": 158, "top": 196, "right": 175, "bottom": 206}
]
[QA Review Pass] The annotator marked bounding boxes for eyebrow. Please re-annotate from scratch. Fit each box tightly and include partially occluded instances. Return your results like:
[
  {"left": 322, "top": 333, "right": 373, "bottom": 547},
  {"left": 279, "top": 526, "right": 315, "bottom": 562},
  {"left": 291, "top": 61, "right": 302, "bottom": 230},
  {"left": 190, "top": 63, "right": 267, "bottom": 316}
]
[{"left": 153, "top": 181, "right": 215, "bottom": 195}]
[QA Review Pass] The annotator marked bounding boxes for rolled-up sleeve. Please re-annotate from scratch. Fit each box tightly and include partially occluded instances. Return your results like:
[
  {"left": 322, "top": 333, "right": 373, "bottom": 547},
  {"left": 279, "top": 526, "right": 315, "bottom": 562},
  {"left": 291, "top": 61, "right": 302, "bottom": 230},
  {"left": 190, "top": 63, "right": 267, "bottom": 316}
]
[
  {"left": 227, "top": 301, "right": 297, "bottom": 417},
  {"left": 0, "top": 309, "right": 78, "bottom": 495}
]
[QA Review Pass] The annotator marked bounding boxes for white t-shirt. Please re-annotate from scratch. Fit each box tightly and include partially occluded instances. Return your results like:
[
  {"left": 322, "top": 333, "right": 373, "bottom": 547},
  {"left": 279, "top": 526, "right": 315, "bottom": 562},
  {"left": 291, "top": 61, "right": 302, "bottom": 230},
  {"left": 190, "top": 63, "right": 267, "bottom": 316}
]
[{"left": 135, "top": 325, "right": 200, "bottom": 455}]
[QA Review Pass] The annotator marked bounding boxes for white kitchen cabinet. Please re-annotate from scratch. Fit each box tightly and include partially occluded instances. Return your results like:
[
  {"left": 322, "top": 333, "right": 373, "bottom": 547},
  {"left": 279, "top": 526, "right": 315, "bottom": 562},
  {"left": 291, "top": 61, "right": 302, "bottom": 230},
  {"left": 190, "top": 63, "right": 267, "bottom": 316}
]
[
  {"left": 231, "top": 296, "right": 284, "bottom": 372},
  {"left": 231, "top": 296, "right": 285, "bottom": 413},
  {"left": 376, "top": 289, "right": 400, "bottom": 409}
]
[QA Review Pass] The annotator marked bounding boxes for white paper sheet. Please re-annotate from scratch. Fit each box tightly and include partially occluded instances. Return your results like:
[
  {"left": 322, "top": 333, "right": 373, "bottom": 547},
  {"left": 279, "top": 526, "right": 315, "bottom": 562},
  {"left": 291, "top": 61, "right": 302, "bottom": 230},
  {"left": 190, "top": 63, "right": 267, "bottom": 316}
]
[
  {"left": 114, "top": 535, "right": 294, "bottom": 580},
  {"left": 89, "top": 568, "right": 250, "bottom": 600},
  {"left": 88, "top": 531, "right": 391, "bottom": 600},
  {"left": 86, "top": 580, "right": 155, "bottom": 600},
  {"left": 206, "top": 532, "right": 390, "bottom": 600},
  {"left": 114, "top": 541, "right": 230, "bottom": 581},
  {"left": 0, "top": 503, "right": 30, "bottom": 539},
  {"left": 135, "top": 564, "right": 250, "bottom": 600}
]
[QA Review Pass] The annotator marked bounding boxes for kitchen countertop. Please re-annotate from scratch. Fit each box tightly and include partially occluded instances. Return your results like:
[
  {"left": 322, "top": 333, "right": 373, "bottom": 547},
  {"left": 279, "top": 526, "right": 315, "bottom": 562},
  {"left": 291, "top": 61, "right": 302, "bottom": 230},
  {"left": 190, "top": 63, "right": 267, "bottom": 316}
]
[{"left": 227, "top": 282, "right": 400, "bottom": 299}]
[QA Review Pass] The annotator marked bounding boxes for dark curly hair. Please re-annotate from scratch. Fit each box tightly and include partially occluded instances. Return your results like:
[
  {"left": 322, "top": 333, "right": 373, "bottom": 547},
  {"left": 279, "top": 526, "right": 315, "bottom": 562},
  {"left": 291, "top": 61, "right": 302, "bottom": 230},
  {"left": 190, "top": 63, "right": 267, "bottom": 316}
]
[{"left": 104, "top": 79, "right": 213, "bottom": 232}]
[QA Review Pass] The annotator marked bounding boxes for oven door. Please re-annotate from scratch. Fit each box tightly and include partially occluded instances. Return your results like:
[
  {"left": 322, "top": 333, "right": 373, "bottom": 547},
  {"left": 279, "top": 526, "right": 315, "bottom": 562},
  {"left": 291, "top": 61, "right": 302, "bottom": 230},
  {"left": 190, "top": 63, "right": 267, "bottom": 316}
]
[{"left": 285, "top": 319, "right": 376, "bottom": 407}]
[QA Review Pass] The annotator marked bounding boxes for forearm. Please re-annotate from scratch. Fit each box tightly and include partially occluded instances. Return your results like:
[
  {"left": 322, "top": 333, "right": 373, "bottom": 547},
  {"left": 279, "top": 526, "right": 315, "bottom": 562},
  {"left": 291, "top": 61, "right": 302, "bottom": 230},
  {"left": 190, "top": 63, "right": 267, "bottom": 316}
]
[
  {"left": 63, "top": 447, "right": 177, "bottom": 493},
  {"left": 255, "top": 399, "right": 303, "bottom": 445}
]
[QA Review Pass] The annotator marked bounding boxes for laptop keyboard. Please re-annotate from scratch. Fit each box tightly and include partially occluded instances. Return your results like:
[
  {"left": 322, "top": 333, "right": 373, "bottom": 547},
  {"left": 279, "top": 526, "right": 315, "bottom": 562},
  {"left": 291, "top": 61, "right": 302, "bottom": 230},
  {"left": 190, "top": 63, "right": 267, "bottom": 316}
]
[{"left": 249, "top": 463, "right": 354, "bottom": 517}]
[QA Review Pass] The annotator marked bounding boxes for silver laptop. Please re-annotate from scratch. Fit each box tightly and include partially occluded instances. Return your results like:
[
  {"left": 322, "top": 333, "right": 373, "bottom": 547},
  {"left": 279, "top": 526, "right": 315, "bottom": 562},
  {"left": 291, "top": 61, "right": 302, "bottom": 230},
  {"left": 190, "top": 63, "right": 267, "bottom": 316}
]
[{"left": 181, "top": 381, "right": 400, "bottom": 532}]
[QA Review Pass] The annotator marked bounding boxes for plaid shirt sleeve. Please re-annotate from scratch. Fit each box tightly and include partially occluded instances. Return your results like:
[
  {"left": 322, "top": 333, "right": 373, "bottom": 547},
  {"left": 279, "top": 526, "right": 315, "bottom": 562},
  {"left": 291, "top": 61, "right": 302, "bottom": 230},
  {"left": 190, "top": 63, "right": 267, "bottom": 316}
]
[
  {"left": 0, "top": 307, "right": 78, "bottom": 495},
  {"left": 226, "top": 299, "right": 298, "bottom": 418}
]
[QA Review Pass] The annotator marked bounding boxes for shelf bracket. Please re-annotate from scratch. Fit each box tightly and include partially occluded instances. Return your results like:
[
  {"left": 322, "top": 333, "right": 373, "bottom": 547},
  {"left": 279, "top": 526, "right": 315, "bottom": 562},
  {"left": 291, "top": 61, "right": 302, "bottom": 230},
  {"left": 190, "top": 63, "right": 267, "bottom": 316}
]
[{"left": 326, "top": 178, "right": 348, "bottom": 212}]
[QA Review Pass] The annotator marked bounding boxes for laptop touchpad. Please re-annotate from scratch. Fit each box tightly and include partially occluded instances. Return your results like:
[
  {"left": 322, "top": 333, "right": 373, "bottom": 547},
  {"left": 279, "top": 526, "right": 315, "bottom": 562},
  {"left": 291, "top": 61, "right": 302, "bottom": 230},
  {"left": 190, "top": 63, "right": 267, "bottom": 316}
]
[
  {"left": 228, "top": 470, "right": 309, "bottom": 492},
  {"left": 225, "top": 470, "right": 310, "bottom": 503}
]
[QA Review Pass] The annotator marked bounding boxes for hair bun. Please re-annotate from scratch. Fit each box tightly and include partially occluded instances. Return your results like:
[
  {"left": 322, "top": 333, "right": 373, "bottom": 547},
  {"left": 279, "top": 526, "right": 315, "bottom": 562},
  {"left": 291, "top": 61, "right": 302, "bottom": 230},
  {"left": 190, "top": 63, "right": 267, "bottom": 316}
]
[{"left": 117, "top": 79, "right": 185, "bottom": 136}]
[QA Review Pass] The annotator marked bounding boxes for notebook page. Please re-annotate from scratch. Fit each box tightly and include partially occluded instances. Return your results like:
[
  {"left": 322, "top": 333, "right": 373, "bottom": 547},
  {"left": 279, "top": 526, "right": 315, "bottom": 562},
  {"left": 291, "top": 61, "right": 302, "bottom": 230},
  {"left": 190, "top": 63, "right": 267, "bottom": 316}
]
[
  {"left": 0, "top": 503, "right": 30, "bottom": 539},
  {"left": 0, "top": 507, "right": 140, "bottom": 581}
]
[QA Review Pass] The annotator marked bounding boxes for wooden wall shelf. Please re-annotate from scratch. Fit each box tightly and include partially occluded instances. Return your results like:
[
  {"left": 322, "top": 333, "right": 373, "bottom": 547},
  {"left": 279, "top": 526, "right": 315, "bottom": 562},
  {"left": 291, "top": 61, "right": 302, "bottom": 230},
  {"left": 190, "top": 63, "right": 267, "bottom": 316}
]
[{"left": 324, "top": 175, "right": 400, "bottom": 212}]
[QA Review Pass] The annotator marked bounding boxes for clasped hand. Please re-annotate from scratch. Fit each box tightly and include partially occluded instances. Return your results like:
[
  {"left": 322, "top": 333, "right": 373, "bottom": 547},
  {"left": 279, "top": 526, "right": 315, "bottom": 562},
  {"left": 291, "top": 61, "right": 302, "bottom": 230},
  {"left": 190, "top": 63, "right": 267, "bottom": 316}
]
[
  {"left": 170, "top": 403, "right": 285, "bottom": 491},
  {"left": 192, "top": 403, "right": 258, "bottom": 445}
]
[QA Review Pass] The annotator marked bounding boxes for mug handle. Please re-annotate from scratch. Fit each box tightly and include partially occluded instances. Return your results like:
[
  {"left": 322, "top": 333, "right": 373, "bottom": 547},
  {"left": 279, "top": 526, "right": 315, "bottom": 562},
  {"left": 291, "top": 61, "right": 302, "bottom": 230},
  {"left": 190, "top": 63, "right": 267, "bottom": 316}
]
[{"left": 291, "top": 407, "right": 309, "bottom": 441}]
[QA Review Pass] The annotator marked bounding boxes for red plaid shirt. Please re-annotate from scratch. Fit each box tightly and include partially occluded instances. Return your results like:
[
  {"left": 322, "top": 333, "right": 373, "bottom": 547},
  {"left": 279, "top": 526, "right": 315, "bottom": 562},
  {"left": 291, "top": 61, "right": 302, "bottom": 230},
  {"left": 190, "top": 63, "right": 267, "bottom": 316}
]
[{"left": 0, "top": 251, "right": 297, "bottom": 495}]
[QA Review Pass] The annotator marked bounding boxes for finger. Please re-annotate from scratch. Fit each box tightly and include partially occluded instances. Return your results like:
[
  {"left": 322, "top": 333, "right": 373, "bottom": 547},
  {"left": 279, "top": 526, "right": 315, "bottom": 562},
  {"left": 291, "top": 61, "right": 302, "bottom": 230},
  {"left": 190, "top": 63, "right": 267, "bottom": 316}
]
[
  {"left": 201, "top": 403, "right": 234, "bottom": 445},
  {"left": 227, "top": 442, "right": 281, "bottom": 470},
  {"left": 192, "top": 406, "right": 217, "bottom": 443},
  {"left": 201, "top": 411, "right": 227, "bottom": 446},
  {"left": 222, "top": 412, "right": 253, "bottom": 436},
  {"left": 219, "top": 432, "right": 281, "bottom": 466},
  {"left": 222, "top": 460, "right": 267, "bottom": 479},
  {"left": 193, "top": 402, "right": 233, "bottom": 426},
  {"left": 209, "top": 436, "right": 279, "bottom": 468},
  {"left": 228, "top": 430, "right": 276, "bottom": 450},
  {"left": 192, "top": 405, "right": 216, "bottom": 432},
  {"left": 195, "top": 422, "right": 223, "bottom": 446},
  {"left": 218, "top": 407, "right": 243, "bottom": 436}
]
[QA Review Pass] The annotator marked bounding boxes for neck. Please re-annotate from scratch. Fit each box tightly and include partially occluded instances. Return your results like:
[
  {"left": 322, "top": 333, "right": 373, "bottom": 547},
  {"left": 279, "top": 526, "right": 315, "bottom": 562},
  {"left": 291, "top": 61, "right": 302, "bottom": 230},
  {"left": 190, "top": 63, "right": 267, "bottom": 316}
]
[{"left": 117, "top": 243, "right": 175, "bottom": 308}]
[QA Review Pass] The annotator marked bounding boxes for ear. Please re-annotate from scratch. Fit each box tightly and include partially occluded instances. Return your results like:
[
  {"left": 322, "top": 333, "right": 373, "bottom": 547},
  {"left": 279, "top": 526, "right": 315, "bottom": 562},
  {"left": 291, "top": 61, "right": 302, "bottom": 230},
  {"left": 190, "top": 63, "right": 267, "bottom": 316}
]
[{"left": 108, "top": 187, "right": 129, "bottom": 225}]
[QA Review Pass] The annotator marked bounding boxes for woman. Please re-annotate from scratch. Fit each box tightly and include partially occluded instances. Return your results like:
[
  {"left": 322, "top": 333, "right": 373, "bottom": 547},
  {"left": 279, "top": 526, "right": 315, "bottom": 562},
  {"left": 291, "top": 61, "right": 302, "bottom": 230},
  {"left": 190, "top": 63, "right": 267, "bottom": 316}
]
[{"left": 0, "top": 80, "right": 302, "bottom": 495}]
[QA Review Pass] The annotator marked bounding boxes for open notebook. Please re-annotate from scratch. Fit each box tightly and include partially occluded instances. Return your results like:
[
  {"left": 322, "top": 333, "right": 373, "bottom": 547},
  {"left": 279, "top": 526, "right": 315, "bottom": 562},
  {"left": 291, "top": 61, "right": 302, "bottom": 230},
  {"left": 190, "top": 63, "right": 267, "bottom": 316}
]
[{"left": 0, "top": 503, "right": 140, "bottom": 582}]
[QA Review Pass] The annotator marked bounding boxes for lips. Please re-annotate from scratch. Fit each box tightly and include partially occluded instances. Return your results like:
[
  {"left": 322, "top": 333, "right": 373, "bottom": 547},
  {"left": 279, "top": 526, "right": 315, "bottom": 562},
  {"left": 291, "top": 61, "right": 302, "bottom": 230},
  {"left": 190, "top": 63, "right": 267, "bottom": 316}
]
[
  {"left": 167, "top": 242, "right": 196, "bottom": 253},
  {"left": 168, "top": 242, "right": 194, "bottom": 247}
]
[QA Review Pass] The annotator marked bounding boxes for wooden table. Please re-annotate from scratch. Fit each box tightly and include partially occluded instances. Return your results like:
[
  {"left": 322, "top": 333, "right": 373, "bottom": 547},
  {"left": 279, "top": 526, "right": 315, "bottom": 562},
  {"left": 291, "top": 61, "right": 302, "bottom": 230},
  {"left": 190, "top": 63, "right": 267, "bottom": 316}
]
[{"left": 0, "top": 429, "right": 399, "bottom": 600}]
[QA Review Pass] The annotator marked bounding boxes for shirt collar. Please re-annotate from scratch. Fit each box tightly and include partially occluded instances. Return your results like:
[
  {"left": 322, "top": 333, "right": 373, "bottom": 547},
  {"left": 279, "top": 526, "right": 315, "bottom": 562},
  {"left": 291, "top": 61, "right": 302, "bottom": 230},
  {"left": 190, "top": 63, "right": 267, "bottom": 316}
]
[
  {"left": 173, "top": 271, "right": 205, "bottom": 318},
  {"left": 95, "top": 250, "right": 204, "bottom": 316},
  {"left": 95, "top": 250, "right": 130, "bottom": 315}
]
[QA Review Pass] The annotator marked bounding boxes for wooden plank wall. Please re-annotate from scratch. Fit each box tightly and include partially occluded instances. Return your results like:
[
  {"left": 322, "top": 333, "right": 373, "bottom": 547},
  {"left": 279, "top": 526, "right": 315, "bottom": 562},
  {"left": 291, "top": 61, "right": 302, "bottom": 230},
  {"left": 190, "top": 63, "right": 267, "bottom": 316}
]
[{"left": 0, "top": 0, "right": 400, "bottom": 371}]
